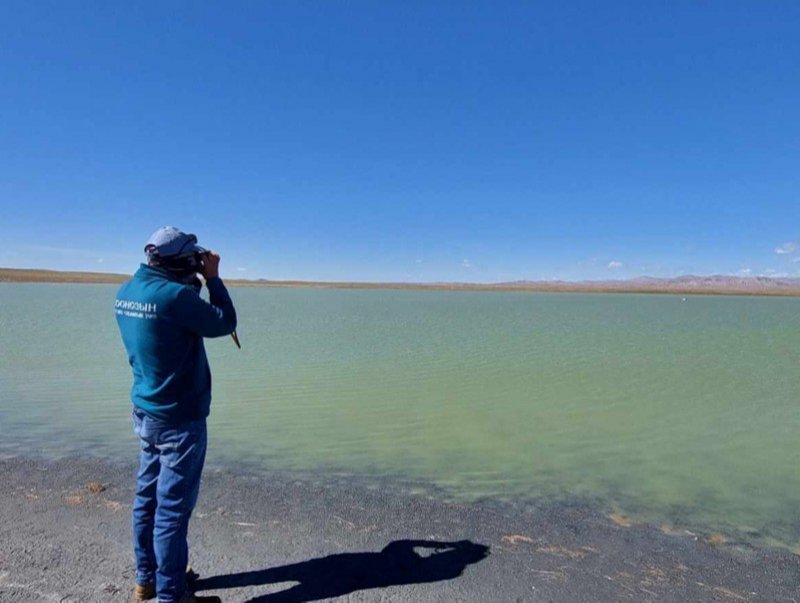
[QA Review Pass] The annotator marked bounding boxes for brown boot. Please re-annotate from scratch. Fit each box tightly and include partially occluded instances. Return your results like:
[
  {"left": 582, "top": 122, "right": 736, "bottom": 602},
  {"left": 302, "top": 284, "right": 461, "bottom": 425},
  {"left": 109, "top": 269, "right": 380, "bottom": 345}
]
[
  {"left": 133, "top": 582, "right": 156, "bottom": 602},
  {"left": 135, "top": 586, "right": 220, "bottom": 603},
  {"left": 134, "top": 568, "right": 201, "bottom": 602}
]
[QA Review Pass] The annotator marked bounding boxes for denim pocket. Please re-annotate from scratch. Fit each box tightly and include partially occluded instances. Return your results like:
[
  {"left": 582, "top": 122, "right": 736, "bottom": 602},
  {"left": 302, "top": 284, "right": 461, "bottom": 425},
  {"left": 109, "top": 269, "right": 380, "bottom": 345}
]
[
  {"left": 132, "top": 409, "right": 143, "bottom": 437},
  {"left": 132, "top": 408, "right": 207, "bottom": 471},
  {"left": 156, "top": 426, "right": 204, "bottom": 471}
]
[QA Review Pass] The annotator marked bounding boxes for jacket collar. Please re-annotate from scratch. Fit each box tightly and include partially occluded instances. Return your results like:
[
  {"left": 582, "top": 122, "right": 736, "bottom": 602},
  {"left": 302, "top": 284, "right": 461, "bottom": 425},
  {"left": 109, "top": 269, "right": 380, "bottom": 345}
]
[{"left": 135, "top": 263, "right": 185, "bottom": 284}]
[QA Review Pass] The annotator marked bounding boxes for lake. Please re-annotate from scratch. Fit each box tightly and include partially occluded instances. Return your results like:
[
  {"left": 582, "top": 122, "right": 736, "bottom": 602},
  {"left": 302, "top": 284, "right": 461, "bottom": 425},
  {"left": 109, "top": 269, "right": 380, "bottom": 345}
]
[{"left": 0, "top": 283, "right": 798, "bottom": 548}]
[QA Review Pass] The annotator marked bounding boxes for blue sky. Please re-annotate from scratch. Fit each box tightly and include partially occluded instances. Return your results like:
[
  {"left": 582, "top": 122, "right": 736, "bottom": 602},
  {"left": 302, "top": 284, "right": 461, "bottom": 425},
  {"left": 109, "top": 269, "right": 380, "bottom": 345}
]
[{"left": 1, "top": 1, "right": 798, "bottom": 282}]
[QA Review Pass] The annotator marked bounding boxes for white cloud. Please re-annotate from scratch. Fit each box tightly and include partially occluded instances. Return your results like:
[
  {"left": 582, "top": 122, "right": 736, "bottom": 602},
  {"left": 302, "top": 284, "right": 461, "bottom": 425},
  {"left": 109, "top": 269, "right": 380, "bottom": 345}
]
[
  {"left": 762, "top": 269, "right": 790, "bottom": 278},
  {"left": 461, "top": 259, "right": 472, "bottom": 269},
  {"left": 774, "top": 242, "right": 797, "bottom": 255},
  {"left": 236, "top": 267, "right": 247, "bottom": 272},
  {"left": 607, "top": 261, "right": 623, "bottom": 270},
  {"left": 736, "top": 268, "right": 752, "bottom": 276},
  {"left": 97, "top": 258, "right": 104, "bottom": 263}
]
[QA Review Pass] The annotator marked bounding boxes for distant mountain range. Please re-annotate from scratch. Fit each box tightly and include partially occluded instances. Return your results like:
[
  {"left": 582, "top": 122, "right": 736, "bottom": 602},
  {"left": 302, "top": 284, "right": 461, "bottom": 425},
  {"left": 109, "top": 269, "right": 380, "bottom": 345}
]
[
  {"left": 490, "top": 275, "right": 800, "bottom": 294},
  {"left": 2, "top": 268, "right": 799, "bottom": 296}
]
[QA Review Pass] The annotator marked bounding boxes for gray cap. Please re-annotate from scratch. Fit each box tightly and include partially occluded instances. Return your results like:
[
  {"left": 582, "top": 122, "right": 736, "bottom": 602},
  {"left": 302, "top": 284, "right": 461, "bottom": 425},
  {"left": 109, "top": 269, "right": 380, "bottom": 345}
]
[{"left": 144, "top": 226, "right": 207, "bottom": 258}]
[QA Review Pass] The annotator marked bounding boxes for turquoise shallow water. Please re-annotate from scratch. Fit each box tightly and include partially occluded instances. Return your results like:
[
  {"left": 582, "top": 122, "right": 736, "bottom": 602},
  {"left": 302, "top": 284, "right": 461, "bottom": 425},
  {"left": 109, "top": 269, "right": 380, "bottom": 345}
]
[{"left": 0, "top": 283, "right": 798, "bottom": 547}]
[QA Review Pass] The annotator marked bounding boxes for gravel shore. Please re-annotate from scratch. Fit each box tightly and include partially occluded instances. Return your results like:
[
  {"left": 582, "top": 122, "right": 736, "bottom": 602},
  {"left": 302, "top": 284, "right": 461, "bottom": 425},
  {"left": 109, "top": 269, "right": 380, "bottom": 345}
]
[{"left": 1, "top": 456, "right": 797, "bottom": 602}]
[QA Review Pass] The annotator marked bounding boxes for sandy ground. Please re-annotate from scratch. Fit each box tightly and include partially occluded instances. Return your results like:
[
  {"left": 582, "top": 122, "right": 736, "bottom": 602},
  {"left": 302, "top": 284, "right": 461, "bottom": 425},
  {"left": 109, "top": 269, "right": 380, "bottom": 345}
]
[{"left": 0, "top": 456, "right": 798, "bottom": 602}]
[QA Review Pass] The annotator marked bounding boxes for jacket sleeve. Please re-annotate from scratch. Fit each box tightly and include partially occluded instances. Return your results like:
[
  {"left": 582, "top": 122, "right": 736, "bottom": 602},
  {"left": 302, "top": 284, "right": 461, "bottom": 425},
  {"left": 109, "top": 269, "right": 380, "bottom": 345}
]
[{"left": 168, "top": 277, "right": 238, "bottom": 337}]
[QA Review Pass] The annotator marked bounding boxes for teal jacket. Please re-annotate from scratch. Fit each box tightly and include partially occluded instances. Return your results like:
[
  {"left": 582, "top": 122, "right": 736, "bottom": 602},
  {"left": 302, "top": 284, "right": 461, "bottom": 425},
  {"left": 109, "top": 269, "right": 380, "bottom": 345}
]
[{"left": 115, "top": 264, "right": 237, "bottom": 422}]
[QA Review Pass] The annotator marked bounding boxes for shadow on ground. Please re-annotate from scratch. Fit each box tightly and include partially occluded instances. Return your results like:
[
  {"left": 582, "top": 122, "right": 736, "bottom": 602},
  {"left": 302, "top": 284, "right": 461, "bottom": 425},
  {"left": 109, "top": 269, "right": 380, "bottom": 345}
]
[{"left": 194, "top": 539, "right": 490, "bottom": 602}]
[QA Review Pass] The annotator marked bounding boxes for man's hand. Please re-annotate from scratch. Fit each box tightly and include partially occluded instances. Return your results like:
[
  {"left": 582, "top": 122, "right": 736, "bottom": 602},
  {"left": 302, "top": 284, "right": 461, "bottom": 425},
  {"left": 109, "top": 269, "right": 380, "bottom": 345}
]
[{"left": 199, "top": 251, "right": 221, "bottom": 279}]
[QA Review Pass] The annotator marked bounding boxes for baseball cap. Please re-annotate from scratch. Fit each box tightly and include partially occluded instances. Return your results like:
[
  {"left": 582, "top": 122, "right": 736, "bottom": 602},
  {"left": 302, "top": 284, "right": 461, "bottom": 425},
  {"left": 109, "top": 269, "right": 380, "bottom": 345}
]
[{"left": 144, "top": 226, "right": 207, "bottom": 259}]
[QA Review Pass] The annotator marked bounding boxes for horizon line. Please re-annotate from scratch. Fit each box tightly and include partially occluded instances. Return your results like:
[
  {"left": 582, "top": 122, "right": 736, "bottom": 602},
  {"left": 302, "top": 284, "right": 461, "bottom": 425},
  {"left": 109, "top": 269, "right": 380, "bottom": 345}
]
[{"left": 2, "top": 267, "right": 800, "bottom": 298}]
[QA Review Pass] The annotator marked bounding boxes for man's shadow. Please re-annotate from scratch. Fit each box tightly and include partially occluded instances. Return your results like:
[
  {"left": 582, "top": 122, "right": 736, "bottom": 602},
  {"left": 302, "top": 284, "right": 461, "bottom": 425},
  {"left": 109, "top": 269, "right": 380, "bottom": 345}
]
[{"left": 194, "top": 539, "right": 490, "bottom": 603}]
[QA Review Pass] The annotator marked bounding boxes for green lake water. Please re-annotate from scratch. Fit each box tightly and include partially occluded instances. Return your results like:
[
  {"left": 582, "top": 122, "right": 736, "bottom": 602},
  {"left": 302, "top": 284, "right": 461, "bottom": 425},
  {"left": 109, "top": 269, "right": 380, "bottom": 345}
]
[{"left": 0, "top": 283, "right": 798, "bottom": 548}]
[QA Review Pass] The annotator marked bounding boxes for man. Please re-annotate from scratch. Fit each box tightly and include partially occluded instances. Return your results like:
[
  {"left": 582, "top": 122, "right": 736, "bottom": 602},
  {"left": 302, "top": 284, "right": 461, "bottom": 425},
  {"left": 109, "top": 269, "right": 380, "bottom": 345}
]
[{"left": 115, "top": 227, "right": 237, "bottom": 603}]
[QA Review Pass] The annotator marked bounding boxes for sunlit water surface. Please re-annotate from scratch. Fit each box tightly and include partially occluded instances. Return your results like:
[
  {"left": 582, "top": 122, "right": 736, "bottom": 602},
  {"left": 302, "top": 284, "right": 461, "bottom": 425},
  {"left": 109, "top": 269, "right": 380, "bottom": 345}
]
[{"left": 1, "top": 284, "right": 798, "bottom": 547}]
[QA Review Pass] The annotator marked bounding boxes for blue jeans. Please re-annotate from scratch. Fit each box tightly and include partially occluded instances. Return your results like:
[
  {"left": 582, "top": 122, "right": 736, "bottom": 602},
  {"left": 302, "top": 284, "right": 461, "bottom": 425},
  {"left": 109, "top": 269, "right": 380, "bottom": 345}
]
[{"left": 132, "top": 408, "right": 207, "bottom": 603}]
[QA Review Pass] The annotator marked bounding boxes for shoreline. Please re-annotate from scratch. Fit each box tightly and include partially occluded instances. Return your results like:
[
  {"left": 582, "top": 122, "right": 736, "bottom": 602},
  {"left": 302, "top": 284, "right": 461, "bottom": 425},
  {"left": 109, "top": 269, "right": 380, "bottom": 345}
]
[
  {"left": 1, "top": 455, "right": 798, "bottom": 602},
  {"left": 3, "top": 267, "right": 800, "bottom": 297}
]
